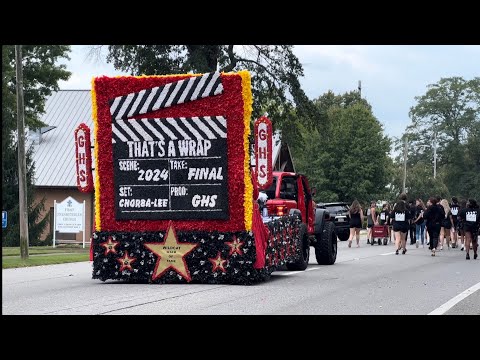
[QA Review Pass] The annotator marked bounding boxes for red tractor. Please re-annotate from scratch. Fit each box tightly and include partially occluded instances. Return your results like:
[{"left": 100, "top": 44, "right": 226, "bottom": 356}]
[{"left": 261, "top": 171, "right": 337, "bottom": 270}]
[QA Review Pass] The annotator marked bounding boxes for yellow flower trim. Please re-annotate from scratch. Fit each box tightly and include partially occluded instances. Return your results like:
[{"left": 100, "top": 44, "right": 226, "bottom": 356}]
[
  {"left": 238, "top": 70, "right": 253, "bottom": 231},
  {"left": 91, "top": 78, "right": 101, "bottom": 231},
  {"left": 91, "top": 71, "right": 253, "bottom": 232}
]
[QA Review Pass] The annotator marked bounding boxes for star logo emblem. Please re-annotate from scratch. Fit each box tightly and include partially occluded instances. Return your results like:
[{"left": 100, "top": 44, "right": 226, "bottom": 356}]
[
  {"left": 101, "top": 236, "right": 119, "bottom": 256},
  {"left": 117, "top": 251, "right": 136, "bottom": 272},
  {"left": 225, "top": 235, "right": 244, "bottom": 256},
  {"left": 144, "top": 221, "right": 198, "bottom": 282},
  {"left": 209, "top": 252, "right": 227, "bottom": 273}
]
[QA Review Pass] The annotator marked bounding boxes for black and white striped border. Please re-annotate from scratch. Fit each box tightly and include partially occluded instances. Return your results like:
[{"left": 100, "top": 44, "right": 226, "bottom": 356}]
[
  {"left": 112, "top": 116, "right": 227, "bottom": 143},
  {"left": 109, "top": 72, "right": 223, "bottom": 121}
]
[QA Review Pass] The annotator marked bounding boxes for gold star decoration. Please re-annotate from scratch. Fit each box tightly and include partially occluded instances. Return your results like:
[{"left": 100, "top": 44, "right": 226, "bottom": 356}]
[
  {"left": 209, "top": 252, "right": 227, "bottom": 273},
  {"left": 101, "top": 236, "right": 119, "bottom": 256},
  {"left": 144, "top": 221, "right": 198, "bottom": 282},
  {"left": 225, "top": 235, "right": 244, "bottom": 256},
  {"left": 117, "top": 251, "right": 136, "bottom": 272}
]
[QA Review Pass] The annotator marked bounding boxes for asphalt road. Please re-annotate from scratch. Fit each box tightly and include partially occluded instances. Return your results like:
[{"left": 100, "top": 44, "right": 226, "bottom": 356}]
[{"left": 3, "top": 236, "right": 479, "bottom": 315}]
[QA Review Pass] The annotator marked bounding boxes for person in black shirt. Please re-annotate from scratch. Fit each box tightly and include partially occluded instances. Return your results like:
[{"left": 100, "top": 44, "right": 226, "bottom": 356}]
[
  {"left": 423, "top": 197, "right": 444, "bottom": 256},
  {"left": 408, "top": 200, "right": 416, "bottom": 245},
  {"left": 347, "top": 200, "right": 364, "bottom": 248},
  {"left": 457, "top": 199, "right": 467, "bottom": 251},
  {"left": 458, "top": 199, "right": 479, "bottom": 260},
  {"left": 414, "top": 199, "right": 426, "bottom": 248},
  {"left": 389, "top": 193, "right": 411, "bottom": 255},
  {"left": 450, "top": 197, "right": 460, "bottom": 248}
]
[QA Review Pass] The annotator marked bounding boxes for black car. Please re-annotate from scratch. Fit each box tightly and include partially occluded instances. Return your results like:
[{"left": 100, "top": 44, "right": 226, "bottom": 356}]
[{"left": 316, "top": 202, "right": 350, "bottom": 241}]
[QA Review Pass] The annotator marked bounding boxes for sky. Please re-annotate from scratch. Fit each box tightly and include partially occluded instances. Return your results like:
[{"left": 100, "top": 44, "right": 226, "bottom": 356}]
[{"left": 58, "top": 45, "right": 480, "bottom": 140}]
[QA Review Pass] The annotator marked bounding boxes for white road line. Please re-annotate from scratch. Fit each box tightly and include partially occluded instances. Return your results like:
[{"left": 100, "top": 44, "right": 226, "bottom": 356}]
[
  {"left": 428, "top": 281, "right": 480, "bottom": 315},
  {"left": 275, "top": 271, "right": 300, "bottom": 276},
  {"left": 380, "top": 252, "right": 396, "bottom": 256}
]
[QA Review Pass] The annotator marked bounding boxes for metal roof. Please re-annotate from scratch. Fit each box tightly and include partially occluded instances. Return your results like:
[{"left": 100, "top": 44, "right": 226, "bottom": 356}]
[
  {"left": 32, "top": 90, "right": 94, "bottom": 187},
  {"left": 32, "top": 90, "right": 293, "bottom": 186}
]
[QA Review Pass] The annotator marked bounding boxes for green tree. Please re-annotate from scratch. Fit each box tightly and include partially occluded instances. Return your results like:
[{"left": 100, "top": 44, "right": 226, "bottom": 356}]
[
  {"left": 292, "top": 92, "right": 392, "bottom": 204},
  {"left": 103, "top": 45, "right": 319, "bottom": 137},
  {"left": 2, "top": 45, "right": 71, "bottom": 246},
  {"left": 388, "top": 160, "right": 449, "bottom": 202},
  {"left": 404, "top": 77, "right": 480, "bottom": 200}
]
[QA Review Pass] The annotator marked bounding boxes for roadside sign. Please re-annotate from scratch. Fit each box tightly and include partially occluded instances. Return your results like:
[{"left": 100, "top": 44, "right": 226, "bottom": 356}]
[{"left": 2, "top": 211, "right": 7, "bottom": 229}]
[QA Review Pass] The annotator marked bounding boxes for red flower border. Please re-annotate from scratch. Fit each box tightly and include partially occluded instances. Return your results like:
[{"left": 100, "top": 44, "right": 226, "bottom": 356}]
[{"left": 93, "top": 74, "right": 247, "bottom": 232}]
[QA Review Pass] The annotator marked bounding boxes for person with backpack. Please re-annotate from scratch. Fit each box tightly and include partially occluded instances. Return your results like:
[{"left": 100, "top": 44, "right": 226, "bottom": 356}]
[
  {"left": 414, "top": 199, "right": 426, "bottom": 248},
  {"left": 390, "top": 193, "right": 411, "bottom": 255},
  {"left": 458, "top": 199, "right": 479, "bottom": 260},
  {"left": 423, "top": 197, "right": 444, "bottom": 257},
  {"left": 450, "top": 197, "right": 460, "bottom": 248}
]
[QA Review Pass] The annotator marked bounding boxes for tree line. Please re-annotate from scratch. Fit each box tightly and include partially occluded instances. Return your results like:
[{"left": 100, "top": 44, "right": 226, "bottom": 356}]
[{"left": 2, "top": 45, "right": 478, "bottom": 245}]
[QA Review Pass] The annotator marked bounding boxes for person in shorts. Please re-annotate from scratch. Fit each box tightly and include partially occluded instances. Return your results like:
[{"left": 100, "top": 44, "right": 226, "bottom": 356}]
[
  {"left": 457, "top": 199, "right": 467, "bottom": 251},
  {"left": 458, "top": 199, "right": 479, "bottom": 260},
  {"left": 450, "top": 197, "right": 460, "bottom": 248},
  {"left": 440, "top": 199, "right": 454, "bottom": 249},
  {"left": 390, "top": 193, "right": 411, "bottom": 255},
  {"left": 347, "top": 200, "right": 364, "bottom": 248}
]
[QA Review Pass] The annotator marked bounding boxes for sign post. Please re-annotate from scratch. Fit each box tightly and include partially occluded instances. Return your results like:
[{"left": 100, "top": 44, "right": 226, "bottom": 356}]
[
  {"left": 2, "top": 211, "right": 7, "bottom": 229},
  {"left": 54, "top": 196, "right": 85, "bottom": 248}
]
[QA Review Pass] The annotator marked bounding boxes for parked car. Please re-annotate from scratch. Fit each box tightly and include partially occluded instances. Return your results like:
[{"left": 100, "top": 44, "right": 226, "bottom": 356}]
[{"left": 316, "top": 202, "right": 350, "bottom": 241}]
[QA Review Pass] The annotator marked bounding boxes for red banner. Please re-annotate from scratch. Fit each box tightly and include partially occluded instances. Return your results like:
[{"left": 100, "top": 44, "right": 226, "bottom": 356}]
[
  {"left": 74, "top": 123, "right": 93, "bottom": 193},
  {"left": 254, "top": 116, "right": 273, "bottom": 190}
]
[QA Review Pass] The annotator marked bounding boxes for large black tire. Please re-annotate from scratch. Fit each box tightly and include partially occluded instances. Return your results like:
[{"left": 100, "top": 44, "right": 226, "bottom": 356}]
[
  {"left": 315, "top": 221, "right": 337, "bottom": 265},
  {"left": 286, "top": 223, "right": 309, "bottom": 271},
  {"left": 337, "top": 231, "right": 349, "bottom": 241}
]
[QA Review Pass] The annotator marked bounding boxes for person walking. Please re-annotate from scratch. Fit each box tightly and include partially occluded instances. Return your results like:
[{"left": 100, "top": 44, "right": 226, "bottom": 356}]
[
  {"left": 423, "top": 197, "right": 444, "bottom": 256},
  {"left": 450, "top": 197, "right": 460, "bottom": 248},
  {"left": 440, "top": 199, "right": 454, "bottom": 249},
  {"left": 408, "top": 200, "right": 417, "bottom": 245},
  {"left": 414, "top": 199, "right": 426, "bottom": 248},
  {"left": 458, "top": 199, "right": 479, "bottom": 260},
  {"left": 366, "top": 201, "right": 377, "bottom": 245},
  {"left": 347, "top": 200, "right": 364, "bottom": 248},
  {"left": 457, "top": 199, "right": 467, "bottom": 251},
  {"left": 436, "top": 196, "right": 446, "bottom": 250},
  {"left": 390, "top": 193, "right": 411, "bottom": 255},
  {"left": 380, "top": 203, "right": 393, "bottom": 243}
]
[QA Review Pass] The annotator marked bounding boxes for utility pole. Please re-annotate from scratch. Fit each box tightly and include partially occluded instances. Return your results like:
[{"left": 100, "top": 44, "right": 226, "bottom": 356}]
[
  {"left": 402, "top": 136, "right": 408, "bottom": 194},
  {"left": 15, "top": 45, "right": 29, "bottom": 260},
  {"left": 433, "top": 131, "right": 437, "bottom": 179}
]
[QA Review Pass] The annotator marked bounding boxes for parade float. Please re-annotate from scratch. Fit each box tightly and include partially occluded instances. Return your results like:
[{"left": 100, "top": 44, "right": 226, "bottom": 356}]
[{"left": 82, "top": 70, "right": 322, "bottom": 285}]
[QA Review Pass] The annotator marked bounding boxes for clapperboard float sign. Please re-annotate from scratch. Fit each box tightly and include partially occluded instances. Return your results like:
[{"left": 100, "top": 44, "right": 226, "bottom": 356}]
[{"left": 108, "top": 72, "right": 230, "bottom": 221}]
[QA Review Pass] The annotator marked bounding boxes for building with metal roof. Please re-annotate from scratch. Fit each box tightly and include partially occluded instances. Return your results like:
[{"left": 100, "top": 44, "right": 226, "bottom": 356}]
[
  {"left": 32, "top": 90, "right": 294, "bottom": 244},
  {"left": 31, "top": 90, "right": 95, "bottom": 244}
]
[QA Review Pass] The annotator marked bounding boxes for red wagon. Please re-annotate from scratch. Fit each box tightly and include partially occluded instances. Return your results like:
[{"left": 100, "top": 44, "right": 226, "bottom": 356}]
[{"left": 371, "top": 225, "right": 389, "bottom": 245}]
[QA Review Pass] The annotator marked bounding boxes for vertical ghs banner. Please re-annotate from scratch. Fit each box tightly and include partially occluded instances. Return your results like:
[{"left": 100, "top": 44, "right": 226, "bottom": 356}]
[
  {"left": 75, "top": 123, "right": 93, "bottom": 192},
  {"left": 254, "top": 116, "right": 273, "bottom": 190}
]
